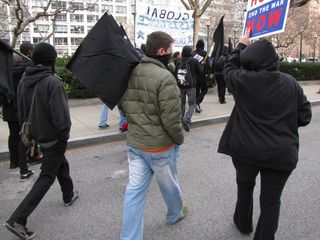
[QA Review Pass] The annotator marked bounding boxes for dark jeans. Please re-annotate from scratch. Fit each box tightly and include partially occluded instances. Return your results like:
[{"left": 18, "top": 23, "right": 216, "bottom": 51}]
[
  {"left": 216, "top": 74, "right": 226, "bottom": 103},
  {"left": 232, "top": 158, "right": 292, "bottom": 240},
  {"left": 7, "top": 121, "right": 28, "bottom": 174},
  {"left": 196, "top": 81, "right": 208, "bottom": 105},
  {"left": 8, "top": 141, "right": 74, "bottom": 226},
  {"left": 180, "top": 87, "right": 196, "bottom": 122}
]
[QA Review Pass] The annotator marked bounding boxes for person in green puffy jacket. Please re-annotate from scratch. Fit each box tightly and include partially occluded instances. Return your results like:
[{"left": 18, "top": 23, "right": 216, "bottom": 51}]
[{"left": 120, "top": 31, "right": 188, "bottom": 240}]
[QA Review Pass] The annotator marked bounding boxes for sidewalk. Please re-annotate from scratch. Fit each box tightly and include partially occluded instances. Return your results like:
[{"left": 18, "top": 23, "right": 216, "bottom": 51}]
[{"left": 1, "top": 81, "right": 320, "bottom": 160}]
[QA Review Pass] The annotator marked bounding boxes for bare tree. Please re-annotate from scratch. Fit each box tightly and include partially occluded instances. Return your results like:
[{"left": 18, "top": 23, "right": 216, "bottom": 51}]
[
  {"left": 180, "top": 0, "right": 213, "bottom": 47},
  {"left": 0, "top": 0, "right": 97, "bottom": 47}
]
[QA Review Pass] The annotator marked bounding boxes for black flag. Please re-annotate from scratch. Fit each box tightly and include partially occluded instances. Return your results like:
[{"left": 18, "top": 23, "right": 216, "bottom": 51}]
[
  {"left": 0, "top": 39, "right": 14, "bottom": 101},
  {"left": 228, "top": 37, "right": 233, "bottom": 54},
  {"left": 211, "top": 16, "right": 225, "bottom": 62},
  {"left": 67, "top": 12, "right": 140, "bottom": 109}
]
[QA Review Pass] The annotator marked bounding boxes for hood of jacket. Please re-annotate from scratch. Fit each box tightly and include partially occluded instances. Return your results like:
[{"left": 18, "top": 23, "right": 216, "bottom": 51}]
[
  {"left": 181, "top": 45, "right": 193, "bottom": 58},
  {"left": 22, "top": 65, "right": 53, "bottom": 88},
  {"left": 240, "top": 39, "right": 279, "bottom": 71}
]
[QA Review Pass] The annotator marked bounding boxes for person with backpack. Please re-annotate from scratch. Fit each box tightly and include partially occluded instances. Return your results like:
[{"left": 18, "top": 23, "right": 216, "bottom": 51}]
[
  {"left": 192, "top": 39, "right": 209, "bottom": 112},
  {"left": 214, "top": 46, "right": 228, "bottom": 104},
  {"left": 5, "top": 43, "right": 79, "bottom": 240},
  {"left": 2, "top": 42, "right": 34, "bottom": 180},
  {"left": 175, "top": 45, "right": 203, "bottom": 132}
]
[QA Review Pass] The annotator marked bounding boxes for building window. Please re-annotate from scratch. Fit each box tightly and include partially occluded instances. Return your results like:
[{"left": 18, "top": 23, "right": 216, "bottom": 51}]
[
  {"left": 55, "top": 25, "right": 68, "bottom": 33},
  {"left": 116, "top": 16, "right": 127, "bottom": 24},
  {"left": 115, "top": 6, "right": 126, "bottom": 14},
  {"left": 87, "top": 26, "right": 93, "bottom": 32},
  {"left": 33, "top": 24, "right": 49, "bottom": 33},
  {"left": 87, "top": 3, "right": 99, "bottom": 12},
  {"left": 115, "top": 0, "right": 126, "bottom": 3},
  {"left": 70, "top": 14, "right": 84, "bottom": 22},
  {"left": 71, "top": 37, "right": 83, "bottom": 45},
  {"left": 56, "top": 13, "right": 67, "bottom": 22},
  {"left": 70, "top": 2, "right": 84, "bottom": 10},
  {"left": 214, "top": 0, "right": 224, "bottom": 4},
  {"left": 70, "top": 25, "right": 84, "bottom": 34},
  {"left": 32, "top": 0, "right": 48, "bottom": 7},
  {"left": 55, "top": 37, "right": 68, "bottom": 45},
  {"left": 101, "top": 4, "right": 113, "bottom": 13},
  {"left": 51, "top": 1, "right": 66, "bottom": 10},
  {"left": 33, "top": 37, "right": 49, "bottom": 43},
  {"left": 87, "top": 15, "right": 99, "bottom": 23}
]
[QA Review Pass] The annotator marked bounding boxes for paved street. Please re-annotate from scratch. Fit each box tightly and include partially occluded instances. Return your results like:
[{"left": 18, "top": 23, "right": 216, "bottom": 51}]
[{"left": 0, "top": 106, "right": 319, "bottom": 240}]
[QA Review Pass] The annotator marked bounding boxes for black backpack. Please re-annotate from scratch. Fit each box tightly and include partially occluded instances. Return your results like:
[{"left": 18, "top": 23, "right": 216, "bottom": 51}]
[{"left": 175, "top": 59, "right": 193, "bottom": 88}]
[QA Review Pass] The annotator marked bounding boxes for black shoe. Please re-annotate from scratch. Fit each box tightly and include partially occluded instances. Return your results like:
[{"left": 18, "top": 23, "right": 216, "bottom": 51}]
[
  {"left": 20, "top": 171, "right": 34, "bottom": 182},
  {"left": 64, "top": 190, "right": 79, "bottom": 207},
  {"left": 4, "top": 221, "right": 36, "bottom": 240},
  {"left": 98, "top": 124, "right": 110, "bottom": 130},
  {"left": 182, "top": 120, "right": 190, "bottom": 132},
  {"left": 233, "top": 214, "right": 253, "bottom": 234},
  {"left": 195, "top": 104, "right": 202, "bottom": 113},
  {"left": 219, "top": 100, "right": 226, "bottom": 104}
]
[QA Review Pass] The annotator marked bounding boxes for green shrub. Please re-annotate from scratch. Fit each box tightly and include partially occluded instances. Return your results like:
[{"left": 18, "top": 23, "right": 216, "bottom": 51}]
[
  {"left": 55, "top": 56, "right": 95, "bottom": 98},
  {"left": 279, "top": 62, "right": 320, "bottom": 81}
]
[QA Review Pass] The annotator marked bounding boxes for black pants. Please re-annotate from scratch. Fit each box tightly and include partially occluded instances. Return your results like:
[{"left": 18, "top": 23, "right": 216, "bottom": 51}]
[
  {"left": 196, "top": 81, "right": 208, "bottom": 105},
  {"left": 8, "top": 141, "right": 74, "bottom": 226},
  {"left": 216, "top": 75, "right": 226, "bottom": 103},
  {"left": 7, "top": 121, "right": 28, "bottom": 174},
  {"left": 232, "top": 158, "right": 292, "bottom": 240}
]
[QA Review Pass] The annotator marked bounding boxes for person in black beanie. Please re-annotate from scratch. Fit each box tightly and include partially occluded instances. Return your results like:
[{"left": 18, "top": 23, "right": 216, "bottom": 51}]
[
  {"left": 5, "top": 42, "right": 79, "bottom": 240},
  {"left": 192, "top": 39, "right": 209, "bottom": 113},
  {"left": 218, "top": 30, "right": 312, "bottom": 240},
  {"left": 2, "top": 42, "right": 34, "bottom": 180}
]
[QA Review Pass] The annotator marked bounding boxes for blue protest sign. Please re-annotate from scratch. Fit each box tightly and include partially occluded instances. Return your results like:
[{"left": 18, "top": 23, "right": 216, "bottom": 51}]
[{"left": 243, "top": 0, "right": 291, "bottom": 40}]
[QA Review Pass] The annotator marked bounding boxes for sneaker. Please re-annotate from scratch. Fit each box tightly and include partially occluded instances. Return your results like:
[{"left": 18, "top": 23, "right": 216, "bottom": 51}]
[
  {"left": 64, "top": 190, "right": 79, "bottom": 207},
  {"left": 168, "top": 202, "right": 190, "bottom": 225},
  {"left": 195, "top": 104, "right": 202, "bottom": 113},
  {"left": 4, "top": 221, "right": 36, "bottom": 240},
  {"left": 20, "top": 171, "right": 34, "bottom": 182},
  {"left": 98, "top": 124, "right": 110, "bottom": 130},
  {"left": 181, "top": 120, "right": 190, "bottom": 132},
  {"left": 119, "top": 122, "right": 128, "bottom": 132}
]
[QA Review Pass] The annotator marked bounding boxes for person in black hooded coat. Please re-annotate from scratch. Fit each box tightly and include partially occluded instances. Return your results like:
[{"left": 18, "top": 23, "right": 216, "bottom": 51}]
[
  {"left": 5, "top": 43, "right": 78, "bottom": 240},
  {"left": 192, "top": 39, "right": 209, "bottom": 112},
  {"left": 2, "top": 42, "right": 34, "bottom": 179},
  {"left": 218, "top": 30, "right": 312, "bottom": 240}
]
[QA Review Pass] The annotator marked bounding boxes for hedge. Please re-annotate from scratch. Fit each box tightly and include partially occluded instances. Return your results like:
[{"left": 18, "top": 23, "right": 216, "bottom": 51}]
[
  {"left": 55, "top": 57, "right": 320, "bottom": 98},
  {"left": 279, "top": 62, "right": 320, "bottom": 81}
]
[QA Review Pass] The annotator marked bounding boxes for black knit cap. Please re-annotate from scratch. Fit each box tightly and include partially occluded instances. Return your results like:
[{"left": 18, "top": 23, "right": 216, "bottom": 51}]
[{"left": 32, "top": 42, "right": 57, "bottom": 66}]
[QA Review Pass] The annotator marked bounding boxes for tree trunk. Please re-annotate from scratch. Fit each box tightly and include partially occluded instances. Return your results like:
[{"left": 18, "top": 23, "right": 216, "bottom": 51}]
[{"left": 193, "top": 7, "right": 200, "bottom": 49}]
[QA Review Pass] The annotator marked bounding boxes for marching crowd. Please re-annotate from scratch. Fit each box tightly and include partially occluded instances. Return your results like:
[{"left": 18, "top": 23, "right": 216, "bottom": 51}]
[{"left": 1, "top": 29, "right": 312, "bottom": 240}]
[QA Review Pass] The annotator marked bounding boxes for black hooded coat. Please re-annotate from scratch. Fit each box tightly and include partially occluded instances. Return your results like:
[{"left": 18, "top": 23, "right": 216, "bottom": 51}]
[
  {"left": 17, "top": 66, "right": 71, "bottom": 145},
  {"left": 218, "top": 40, "right": 312, "bottom": 171}
]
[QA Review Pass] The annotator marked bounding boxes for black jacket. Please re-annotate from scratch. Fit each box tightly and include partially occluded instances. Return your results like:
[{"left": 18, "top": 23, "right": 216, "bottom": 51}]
[
  {"left": 218, "top": 41, "right": 312, "bottom": 171},
  {"left": 17, "top": 66, "right": 71, "bottom": 145},
  {"left": 176, "top": 46, "right": 204, "bottom": 88},
  {"left": 2, "top": 58, "right": 33, "bottom": 122}
]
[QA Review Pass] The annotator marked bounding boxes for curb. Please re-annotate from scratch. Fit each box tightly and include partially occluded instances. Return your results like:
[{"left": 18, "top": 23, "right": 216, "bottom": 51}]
[{"left": 1, "top": 100, "right": 320, "bottom": 162}]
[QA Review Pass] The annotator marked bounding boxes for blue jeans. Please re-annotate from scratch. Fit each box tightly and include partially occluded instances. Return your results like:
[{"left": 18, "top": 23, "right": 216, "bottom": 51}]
[
  {"left": 120, "top": 145, "right": 183, "bottom": 240},
  {"left": 99, "top": 104, "right": 109, "bottom": 127}
]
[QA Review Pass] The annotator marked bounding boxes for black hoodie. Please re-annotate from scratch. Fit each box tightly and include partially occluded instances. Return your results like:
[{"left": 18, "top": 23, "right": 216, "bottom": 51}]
[
  {"left": 218, "top": 40, "right": 312, "bottom": 171},
  {"left": 175, "top": 45, "right": 203, "bottom": 88},
  {"left": 17, "top": 65, "right": 71, "bottom": 145}
]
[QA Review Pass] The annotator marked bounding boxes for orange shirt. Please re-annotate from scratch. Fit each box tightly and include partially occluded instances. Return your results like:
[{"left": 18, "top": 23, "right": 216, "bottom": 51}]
[{"left": 140, "top": 144, "right": 175, "bottom": 153}]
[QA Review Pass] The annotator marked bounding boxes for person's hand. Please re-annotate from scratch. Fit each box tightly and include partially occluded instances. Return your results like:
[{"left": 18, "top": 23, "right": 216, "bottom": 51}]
[{"left": 239, "top": 28, "right": 251, "bottom": 46}]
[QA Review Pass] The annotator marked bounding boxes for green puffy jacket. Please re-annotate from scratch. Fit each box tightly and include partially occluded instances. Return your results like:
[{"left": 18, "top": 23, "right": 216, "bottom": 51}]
[{"left": 121, "top": 56, "right": 184, "bottom": 148}]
